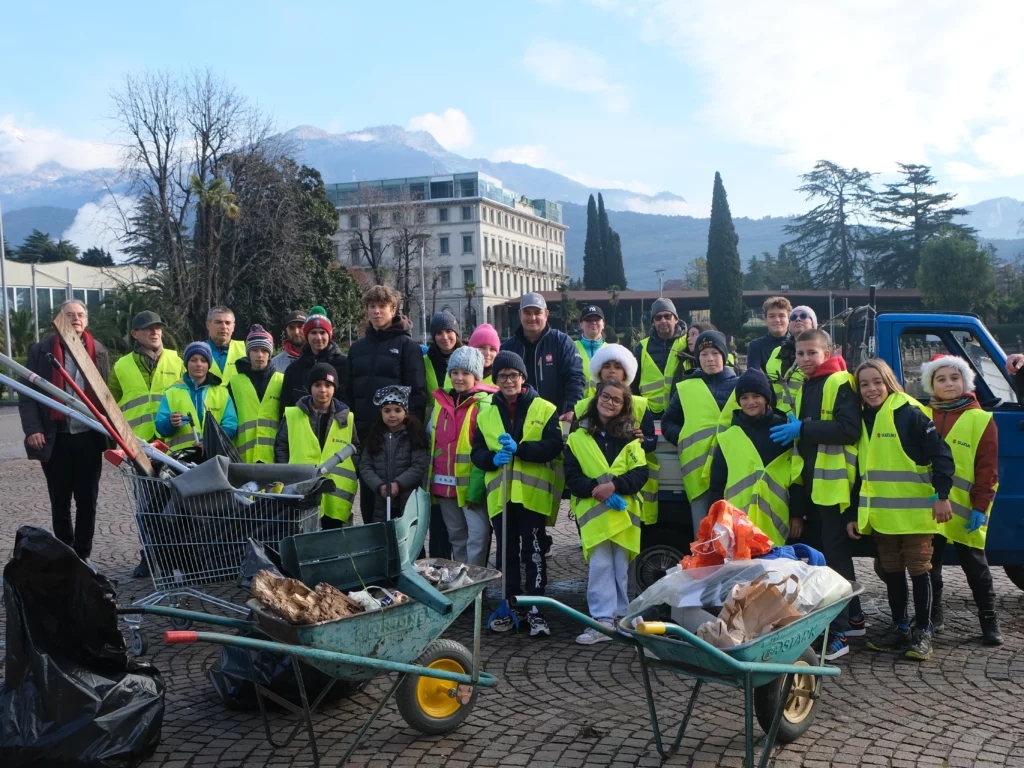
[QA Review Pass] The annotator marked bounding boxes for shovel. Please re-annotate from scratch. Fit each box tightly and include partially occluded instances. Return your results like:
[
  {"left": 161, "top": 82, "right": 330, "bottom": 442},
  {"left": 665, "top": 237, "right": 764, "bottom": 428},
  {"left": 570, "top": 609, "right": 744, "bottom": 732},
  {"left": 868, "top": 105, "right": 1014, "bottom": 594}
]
[{"left": 487, "top": 463, "right": 519, "bottom": 632}]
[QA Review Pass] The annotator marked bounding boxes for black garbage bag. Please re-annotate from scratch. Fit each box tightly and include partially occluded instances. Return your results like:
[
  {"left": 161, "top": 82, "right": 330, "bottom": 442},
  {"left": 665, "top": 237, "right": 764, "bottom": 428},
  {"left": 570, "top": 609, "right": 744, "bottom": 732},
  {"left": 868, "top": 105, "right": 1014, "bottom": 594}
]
[
  {"left": 0, "top": 527, "right": 165, "bottom": 767},
  {"left": 207, "top": 629, "right": 359, "bottom": 711},
  {"left": 203, "top": 416, "right": 242, "bottom": 464}
]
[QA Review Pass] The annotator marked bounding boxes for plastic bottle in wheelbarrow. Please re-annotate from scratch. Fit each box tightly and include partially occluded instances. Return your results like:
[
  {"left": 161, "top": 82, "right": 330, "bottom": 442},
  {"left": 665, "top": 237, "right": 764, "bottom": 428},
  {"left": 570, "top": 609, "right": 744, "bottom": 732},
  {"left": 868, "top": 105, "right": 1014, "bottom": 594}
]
[{"left": 0, "top": 526, "right": 165, "bottom": 767}]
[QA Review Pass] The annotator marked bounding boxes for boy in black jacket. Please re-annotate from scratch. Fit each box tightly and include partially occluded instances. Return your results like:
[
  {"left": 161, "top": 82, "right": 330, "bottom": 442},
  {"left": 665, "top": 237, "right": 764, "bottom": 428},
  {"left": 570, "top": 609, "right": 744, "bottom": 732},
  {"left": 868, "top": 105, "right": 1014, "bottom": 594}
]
[
  {"left": 770, "top": 329, "right": 863, "bottom": 659},
  {"left": 471, "top": 351, "right": 563, "bottom": 636}
]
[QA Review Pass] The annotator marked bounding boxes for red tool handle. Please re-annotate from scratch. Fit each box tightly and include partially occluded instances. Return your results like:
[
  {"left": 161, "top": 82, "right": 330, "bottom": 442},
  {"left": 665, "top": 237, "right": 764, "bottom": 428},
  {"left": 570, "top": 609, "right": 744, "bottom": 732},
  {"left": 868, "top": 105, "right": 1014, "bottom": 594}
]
[{"left": 164, "top": 631, "right": 198, "bottom": 644}]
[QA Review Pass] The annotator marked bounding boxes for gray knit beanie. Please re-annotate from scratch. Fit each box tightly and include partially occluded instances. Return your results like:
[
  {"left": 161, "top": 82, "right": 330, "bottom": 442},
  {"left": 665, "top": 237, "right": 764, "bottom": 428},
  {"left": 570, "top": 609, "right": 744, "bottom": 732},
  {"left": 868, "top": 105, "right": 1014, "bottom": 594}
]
[
  {"left": 429, "top": 311, "right": 460, "bottom": 337},
  {"left": 447, "top": 346, "right": 484, "bottom": 381}
]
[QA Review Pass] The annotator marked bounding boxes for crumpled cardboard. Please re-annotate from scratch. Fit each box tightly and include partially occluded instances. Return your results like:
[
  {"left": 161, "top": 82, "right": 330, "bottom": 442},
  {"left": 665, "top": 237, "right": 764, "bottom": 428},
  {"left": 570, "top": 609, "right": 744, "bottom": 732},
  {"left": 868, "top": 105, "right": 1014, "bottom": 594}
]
[{"left": 696, "top": 573, "right": 802, "bottom": 649}]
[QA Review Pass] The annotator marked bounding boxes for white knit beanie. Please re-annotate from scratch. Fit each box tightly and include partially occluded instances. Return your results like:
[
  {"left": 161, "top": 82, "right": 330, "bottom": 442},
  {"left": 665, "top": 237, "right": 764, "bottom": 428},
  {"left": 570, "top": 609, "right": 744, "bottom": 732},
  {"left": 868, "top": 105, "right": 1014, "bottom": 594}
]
[
  {"left": 919, "top": 354, "right": 975, "bottom": 395},
  {"left": 590, "top": 343, "right": 638, "bottom": 384},
  {"left": 790, "top": 305, "right": 818, "bottom": 328}
]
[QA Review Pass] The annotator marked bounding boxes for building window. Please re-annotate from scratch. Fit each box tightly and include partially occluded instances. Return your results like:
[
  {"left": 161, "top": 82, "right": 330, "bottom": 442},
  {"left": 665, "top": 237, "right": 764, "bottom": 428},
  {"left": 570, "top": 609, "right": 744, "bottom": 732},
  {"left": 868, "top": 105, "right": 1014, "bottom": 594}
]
[
  {"left": 349, "top": 243, "right": 360, "bottom": 264},
  {"left": 461, "top": 205, "right": 471, "bottom": 221},
  {"left": 498, "top": 241, "right": 502, "bottom": 257},
  {"left": 490, "top": 209, "right": 495, "bottom": 223},
  {"left": 440, "top": 237, "right": 450, "bottom": 255},
  {"left": 462, "top": 235, "right": 473, "bottom": 253},
  {"left": 415, "top": 208, "right": 425, "bottom": 223},
  {"left": 504, "top": 214, "right": 509, "bottom": 227},
  {"left": 440, "top": 270, "right": 451, "bottom": 290},
  {"left": 500, "top": 272, "right": 505, "bottom": 295},
  {"left": 391, "top": 211, "right": 401, "bottom": 224},
  {"left": 519, "top": 244, "right": 523, "bottom": 260},
  {"left": 348, "top": 214, "right": 359, "bottom": 228},
  {"left": 370, "top": 213, "right": 380, "bottom": 227},
  {"left": 372, "top": 241, "right": 383, "bottom": 260},
  {"left": 484, "top": 238, "right": 489, "bottom": 256},
  {"left": 485, "top": 270, "right": 490, "bottom": 289},
  {"left": 463, "top": 268, "right": 474, "bottom": 286},
  {"left": 439, "top": 207, "right": 449, "bottom": 223}
]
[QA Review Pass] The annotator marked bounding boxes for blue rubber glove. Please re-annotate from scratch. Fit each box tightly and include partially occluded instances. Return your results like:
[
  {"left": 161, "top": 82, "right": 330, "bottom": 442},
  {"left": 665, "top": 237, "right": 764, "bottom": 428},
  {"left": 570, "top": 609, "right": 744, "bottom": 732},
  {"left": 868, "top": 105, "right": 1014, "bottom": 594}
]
[
  {"left": 966, "top": 510, "right": 986, "bottom": 533},
  {"left": 769, "top": 413, "right": 802, "bottom": 446},
  {"left": 606, "top": 493, "right": 627, "bottom": 511},
  {"left": 493, "top": 449, "right": 512, "bottom": 467},
  {"left": 420, "top": 344, "right": 429, "bottom": 355},
  {"left": 498, "top": 433, "right": 518, "bottom": 454}
]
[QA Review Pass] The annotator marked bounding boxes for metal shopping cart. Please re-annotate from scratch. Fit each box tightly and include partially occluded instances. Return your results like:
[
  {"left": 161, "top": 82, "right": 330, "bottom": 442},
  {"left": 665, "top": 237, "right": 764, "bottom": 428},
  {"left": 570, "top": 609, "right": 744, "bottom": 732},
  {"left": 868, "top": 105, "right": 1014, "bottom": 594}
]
[{"left": 122, "top": 457, "right": 328, "bottom": 656}]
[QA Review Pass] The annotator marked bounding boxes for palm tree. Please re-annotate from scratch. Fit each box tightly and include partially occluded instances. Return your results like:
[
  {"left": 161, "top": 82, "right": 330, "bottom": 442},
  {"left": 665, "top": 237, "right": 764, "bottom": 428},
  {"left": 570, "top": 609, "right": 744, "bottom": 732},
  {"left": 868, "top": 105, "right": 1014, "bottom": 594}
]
[
  {"left": 464, "top": 280, "right": 478, "bottom": 332},
  {"left": 607, "top": 284, "right": 621, "bottom": 331}
]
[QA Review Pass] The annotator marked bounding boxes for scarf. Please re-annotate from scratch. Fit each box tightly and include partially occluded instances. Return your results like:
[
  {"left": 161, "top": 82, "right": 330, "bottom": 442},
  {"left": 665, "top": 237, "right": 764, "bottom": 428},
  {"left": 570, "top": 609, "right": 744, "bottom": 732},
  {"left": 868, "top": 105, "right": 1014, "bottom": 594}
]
[
  {"left": 929, "top": 395, "right": 973, "bottom": 412},
  {"left": 282, "top": 339, "right": 303, "bottom": 359},
  {"left": 50, "top": 332, "right": 97, "bottom": 421}
]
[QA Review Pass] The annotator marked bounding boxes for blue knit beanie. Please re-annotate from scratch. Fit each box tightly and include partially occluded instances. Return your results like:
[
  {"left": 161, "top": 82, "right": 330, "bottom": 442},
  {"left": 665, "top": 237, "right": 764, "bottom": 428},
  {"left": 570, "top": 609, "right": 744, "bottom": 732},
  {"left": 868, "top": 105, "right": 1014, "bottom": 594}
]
[{"left": 184, "top": 341, "right": 213, "bottom": 366}]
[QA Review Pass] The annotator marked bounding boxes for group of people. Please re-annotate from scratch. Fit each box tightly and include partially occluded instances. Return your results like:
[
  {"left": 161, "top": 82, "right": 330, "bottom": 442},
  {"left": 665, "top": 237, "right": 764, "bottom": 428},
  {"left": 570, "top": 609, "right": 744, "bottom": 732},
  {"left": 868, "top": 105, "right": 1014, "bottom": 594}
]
[{"left": 18, "top": 290, "right": 1003, "bottom": 661}]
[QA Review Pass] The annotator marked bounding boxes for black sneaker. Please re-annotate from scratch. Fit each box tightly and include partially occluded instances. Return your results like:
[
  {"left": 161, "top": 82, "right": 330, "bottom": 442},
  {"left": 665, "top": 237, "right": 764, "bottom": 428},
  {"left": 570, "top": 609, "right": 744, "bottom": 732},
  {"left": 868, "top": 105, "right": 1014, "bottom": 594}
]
[
  {"left": 931, "top": 601, "right": 944, "bottom": 634},
  {"left": 980, "top": 612, "right": 1003, "bottom": 646},
  {"left": 905, "top": 628, "right": 933, "bottom": 661},
  {"left": 527, "top": 612, "right": 550, "bottom": 637},
  {"left": 847, "top": 614, "right": 868, "bottom": 637},
  {"left": 866, "top": 625, "right": 910, "bottom": 652}
]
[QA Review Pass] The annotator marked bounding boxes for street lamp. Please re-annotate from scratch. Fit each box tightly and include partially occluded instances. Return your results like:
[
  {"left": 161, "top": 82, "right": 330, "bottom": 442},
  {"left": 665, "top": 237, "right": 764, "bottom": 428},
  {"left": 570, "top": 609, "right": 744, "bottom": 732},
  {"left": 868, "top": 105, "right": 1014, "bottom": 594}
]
[{"left": 411, "top": 233, "right": 431, "bottom": 345}]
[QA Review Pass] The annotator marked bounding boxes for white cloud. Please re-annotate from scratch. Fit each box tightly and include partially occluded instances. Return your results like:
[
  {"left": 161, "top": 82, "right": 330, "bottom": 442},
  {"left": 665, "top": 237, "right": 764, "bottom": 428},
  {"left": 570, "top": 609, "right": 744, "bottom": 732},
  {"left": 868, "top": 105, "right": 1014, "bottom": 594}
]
[
  {"left": 622, "top": 197, "right": 701, "bottom": 217},
  {"left": 566, "top": 170, "right": 658, "bottom": 196},
  {"left": 491, "top": 144, "right": 550, "bottom": 166},
  {"left": 636, "top": 1, "right": 1024, "bottom": 179},
  {"left": 407, "top": 108, "right": 474, "bottom": 151},
  {"left": 0, "top": 115, "right": 119, "bottom": 175},
  {"left": 944, "top": 161, "right": 986, "bottom": 184},
  {"left": 523, "top": 39, "right": 629, "bottom": 112},
  {"left": 62, "top": 194, "right": 135, "bottom": 261}
]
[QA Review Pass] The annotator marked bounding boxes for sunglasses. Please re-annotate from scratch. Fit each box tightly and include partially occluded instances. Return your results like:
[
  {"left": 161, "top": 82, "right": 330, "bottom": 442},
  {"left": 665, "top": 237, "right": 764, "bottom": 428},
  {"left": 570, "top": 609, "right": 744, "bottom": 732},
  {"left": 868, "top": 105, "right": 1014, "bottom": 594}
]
[
  {"left": 653, "top": 313, "right": 674, "bottom": 321},
  {"left": 790, "top": 312, "right": 812, "bottom": 321}
]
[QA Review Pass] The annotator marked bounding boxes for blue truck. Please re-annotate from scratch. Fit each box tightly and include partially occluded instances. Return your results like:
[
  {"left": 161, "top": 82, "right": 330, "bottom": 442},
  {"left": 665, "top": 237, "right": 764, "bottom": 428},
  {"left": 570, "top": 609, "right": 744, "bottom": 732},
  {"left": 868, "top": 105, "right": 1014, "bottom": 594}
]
[{"left": 637, "top": 305, "right": 1024, "bottom": 594}]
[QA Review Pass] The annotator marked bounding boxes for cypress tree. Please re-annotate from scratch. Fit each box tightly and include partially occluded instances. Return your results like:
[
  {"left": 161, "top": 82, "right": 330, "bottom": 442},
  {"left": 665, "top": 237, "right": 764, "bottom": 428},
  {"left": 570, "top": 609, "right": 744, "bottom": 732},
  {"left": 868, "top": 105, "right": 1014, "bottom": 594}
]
[
  {"left": 706, "top": 172, "right": 745, "bottom": 336},
  {"left": 583, "top": 194, "right": 605, "bottom": 290},
  {"left": 608, "top": 231, "right": 627, "bottom": 288}
]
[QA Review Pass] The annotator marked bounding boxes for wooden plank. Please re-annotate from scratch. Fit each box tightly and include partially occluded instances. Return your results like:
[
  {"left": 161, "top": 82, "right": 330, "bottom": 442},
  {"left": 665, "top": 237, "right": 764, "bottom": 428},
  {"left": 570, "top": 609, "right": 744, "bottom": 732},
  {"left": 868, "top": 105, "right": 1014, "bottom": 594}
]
[{"left": 52, "top": 313, "right": 154, "bottom": 476}]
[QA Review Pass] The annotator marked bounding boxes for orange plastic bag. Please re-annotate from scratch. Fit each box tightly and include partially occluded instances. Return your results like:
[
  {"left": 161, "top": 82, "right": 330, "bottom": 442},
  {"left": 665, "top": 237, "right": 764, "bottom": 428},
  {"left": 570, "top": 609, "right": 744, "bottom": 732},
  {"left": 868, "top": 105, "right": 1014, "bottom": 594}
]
[{"left": 681, "top": 500, "right": 773, "bottom": 569}]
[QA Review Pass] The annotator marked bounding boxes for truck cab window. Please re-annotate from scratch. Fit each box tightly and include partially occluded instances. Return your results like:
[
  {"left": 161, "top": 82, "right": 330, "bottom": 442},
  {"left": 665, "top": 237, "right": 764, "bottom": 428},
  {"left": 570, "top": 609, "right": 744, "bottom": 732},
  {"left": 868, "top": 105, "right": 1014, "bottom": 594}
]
[
  {"left": 951, "top": 330, "right": 1018, "bottom": 406},
  {"left": 897, "top": 332, "right": 946, "bottom": 401}
]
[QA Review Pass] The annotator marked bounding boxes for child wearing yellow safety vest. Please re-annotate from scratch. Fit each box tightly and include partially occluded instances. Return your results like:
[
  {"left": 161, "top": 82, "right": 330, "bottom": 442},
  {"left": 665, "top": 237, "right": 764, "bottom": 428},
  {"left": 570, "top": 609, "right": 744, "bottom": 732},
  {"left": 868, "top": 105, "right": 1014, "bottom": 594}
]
[
  {"left": 229, "top": 325, "right": 284, "bottom": 463},
  {"left": 274, "top": 363, "right": 360, "bottom": 529},
  {"left": 155, "top": 341, "right": 237, "bottom": 451},
  {"left": 847, "top": 359, "right": 955, "bottom": 662},
  {"left": 564, "top": 380, "right": 649, "bottom": 645},
  {"left": 708, "top": 369, "right": 799, "bottom": 546},
  {"left": 573, "top": 344, "right": 659, "bottom": 524},
  {"left": 423, "top": 311, "right": 462, "bottom": 419},
  {"left": 471, "top": 351, "right": 564, "bottom": 637},
  {"left": 769, "top": 328, "right": 862, "bottom": 660},
  {"left": 920, "top": 354, "right": 1002, "bottom": 646},
  {"left": 661, "top": 330, "right": 739, "bottom": 536},
  {"left": 428, "top": 347, "right": 498, "bottom": 566}
]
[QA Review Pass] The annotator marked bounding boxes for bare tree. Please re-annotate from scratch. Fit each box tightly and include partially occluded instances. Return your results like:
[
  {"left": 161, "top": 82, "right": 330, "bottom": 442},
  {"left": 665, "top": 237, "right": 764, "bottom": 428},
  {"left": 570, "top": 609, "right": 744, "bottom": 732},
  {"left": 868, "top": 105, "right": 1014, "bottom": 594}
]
[{"left": 344, "top": 186, "right": 395, "bottom": 285}]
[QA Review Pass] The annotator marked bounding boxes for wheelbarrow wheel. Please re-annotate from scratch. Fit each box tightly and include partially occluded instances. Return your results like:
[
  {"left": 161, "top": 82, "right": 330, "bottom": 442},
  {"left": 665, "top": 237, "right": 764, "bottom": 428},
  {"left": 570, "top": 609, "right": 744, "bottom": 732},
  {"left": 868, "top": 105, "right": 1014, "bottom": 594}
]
[
  {"left": 632, "top": 543, "right": 686, "bottom": 596},
  {"left": 396, "top": 639, "right": 479, "bottom": 735},
  {"left": 753, "top": 647, "right": 820, "bottom": 743}
]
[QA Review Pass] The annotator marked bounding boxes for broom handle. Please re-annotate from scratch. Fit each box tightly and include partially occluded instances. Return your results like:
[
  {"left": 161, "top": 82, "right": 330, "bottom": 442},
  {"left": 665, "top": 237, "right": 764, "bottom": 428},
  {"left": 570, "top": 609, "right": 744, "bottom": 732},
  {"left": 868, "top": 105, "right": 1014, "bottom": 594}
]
[{"left": 500, "top": 460, "right": 510, "bottom": 601}]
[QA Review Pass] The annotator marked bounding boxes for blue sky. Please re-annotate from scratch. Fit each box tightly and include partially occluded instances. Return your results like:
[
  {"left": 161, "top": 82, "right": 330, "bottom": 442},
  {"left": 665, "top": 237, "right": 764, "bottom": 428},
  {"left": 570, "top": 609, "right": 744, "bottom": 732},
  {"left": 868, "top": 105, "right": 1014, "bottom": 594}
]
[{"left": 2, "top": 0, "right": 1023, "bottom": 218}]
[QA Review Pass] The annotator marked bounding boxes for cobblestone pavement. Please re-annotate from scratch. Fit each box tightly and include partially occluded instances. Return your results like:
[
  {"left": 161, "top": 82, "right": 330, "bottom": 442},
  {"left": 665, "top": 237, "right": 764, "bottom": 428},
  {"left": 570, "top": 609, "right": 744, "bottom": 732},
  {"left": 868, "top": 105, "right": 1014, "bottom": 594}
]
[{"left": 1, "top": 408, "right": 1022, "bottom": 767}]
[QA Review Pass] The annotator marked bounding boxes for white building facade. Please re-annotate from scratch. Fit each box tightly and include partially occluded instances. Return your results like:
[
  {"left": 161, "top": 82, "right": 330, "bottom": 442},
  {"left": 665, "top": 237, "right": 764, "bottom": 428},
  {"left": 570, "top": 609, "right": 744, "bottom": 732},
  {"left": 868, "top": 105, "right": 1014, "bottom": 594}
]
[{"left": 326, "top": 172, "right": 568, "bottom": 338}]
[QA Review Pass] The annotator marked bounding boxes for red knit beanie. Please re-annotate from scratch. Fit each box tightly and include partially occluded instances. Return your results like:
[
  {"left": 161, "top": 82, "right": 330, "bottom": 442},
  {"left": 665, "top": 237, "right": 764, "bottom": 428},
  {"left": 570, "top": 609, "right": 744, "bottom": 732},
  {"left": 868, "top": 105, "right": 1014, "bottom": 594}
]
[{"left": 303, "top": 305, "right": 333, "bottom": 339}]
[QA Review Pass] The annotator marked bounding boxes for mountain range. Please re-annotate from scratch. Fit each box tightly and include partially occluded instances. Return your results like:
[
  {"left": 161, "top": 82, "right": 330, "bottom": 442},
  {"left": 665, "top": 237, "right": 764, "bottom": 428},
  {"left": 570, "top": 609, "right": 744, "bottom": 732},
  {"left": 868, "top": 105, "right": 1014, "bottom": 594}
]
[{"left": 2, "top": 124, "right": 1022, "bottom": 288}]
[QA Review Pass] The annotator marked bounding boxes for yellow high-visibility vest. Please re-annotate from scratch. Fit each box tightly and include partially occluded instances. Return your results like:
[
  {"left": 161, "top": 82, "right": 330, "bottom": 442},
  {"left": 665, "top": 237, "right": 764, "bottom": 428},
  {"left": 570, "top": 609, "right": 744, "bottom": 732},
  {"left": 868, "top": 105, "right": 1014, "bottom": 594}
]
[
  {"left": 113, "top": 350, "right": 183, "bottom": 441},
  {"left": 675, "top": 378, "right": 739, "bottom": 500},
  {"left": 207, "top": 340, "right": 246, "bottom": 385},
  {"left": 637, "top": 336, "right": 687, "bottom": 413},
  {"left": 857, "top": 392, "right": 937, "bottom": 535},
  {"left": 567, "top": 430, "right": 644, "bottom": 561},
  {"left": 284, "top": 406, "right": 357, "bottom": 522},
  {"left": 717, "top": 426, "right": 794, "bottom": 546},
  {"left": 160, "top": 381, "right": 229, "bottom": 450},
  {"left": 429, "top": 390, "right": 491, "bottom": 506},
  {"left": 765, "top": 345, "right": 803, "bottom": 415},
  {"left": 791, "top": 371, "right": 859, "bottom": 510},
  {"left": 479, "top": 396, "right": 563, "bottom": 523},
  {"left": 230, "top": 372, "right": 284, "bottom": 463}
]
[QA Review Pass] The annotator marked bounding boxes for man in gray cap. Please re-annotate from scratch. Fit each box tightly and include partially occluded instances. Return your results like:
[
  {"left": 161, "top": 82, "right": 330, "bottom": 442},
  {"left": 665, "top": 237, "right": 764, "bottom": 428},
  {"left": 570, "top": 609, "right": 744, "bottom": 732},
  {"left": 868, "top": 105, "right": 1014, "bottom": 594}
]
[
  {"left": 271, "top": 309, "right": 308, "bottom": 373},
  {"left": 632, "top": 297, "right": 687, "bottom": 415},
  {"left": 500, "top": 292, "right": 585, "bottom": 420}
]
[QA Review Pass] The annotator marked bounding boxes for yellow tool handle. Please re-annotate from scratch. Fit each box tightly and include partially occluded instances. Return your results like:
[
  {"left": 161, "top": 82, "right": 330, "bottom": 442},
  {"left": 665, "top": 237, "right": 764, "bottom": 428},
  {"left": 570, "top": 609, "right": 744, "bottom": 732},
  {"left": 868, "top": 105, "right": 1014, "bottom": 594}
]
[{"left": 635, "top": 621, "right": 668, "bottom": 635}]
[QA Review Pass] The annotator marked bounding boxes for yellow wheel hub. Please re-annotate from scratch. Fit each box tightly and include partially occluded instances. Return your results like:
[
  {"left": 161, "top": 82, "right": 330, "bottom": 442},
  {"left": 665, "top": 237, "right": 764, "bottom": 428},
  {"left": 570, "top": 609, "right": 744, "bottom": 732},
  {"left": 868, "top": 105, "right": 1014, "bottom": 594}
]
[
  {"left": 783, "top": 660, "right": 816, "bottom": 724},
  {"left": 415, "top": 659, "right": 466, "bottom": 719}
]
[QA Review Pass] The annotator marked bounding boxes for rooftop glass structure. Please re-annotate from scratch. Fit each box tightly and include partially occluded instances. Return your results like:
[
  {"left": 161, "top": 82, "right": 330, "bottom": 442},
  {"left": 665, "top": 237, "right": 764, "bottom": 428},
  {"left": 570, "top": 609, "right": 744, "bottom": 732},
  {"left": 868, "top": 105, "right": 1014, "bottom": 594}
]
[{"left": 324, "top": 171, "right": 562, "bottom": 224}]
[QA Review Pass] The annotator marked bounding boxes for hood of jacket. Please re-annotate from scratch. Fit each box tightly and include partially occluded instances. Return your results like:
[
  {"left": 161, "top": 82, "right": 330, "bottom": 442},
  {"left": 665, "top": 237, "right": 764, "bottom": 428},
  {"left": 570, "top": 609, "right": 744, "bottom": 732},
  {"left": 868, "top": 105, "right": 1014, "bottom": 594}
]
[
  {"left": 236, "top": 357, "right": 278, "bottom": 377},
  {"left": 434, "top": 383, "right": 496, "bottom": 411},
  {"left": 296, "top": 394, "right": 350, "bottom": 427},
  {"left": 366, "top": 314, "right": 413, "bottom": 340},
  {"left": 808, "top": 355, "right": 847, "bottom": 379},
  {"left": 731, "top": 406, "right": 787, "bottom": 431},
  {"left": 177, "top": 371, "right": 223, "bottom": 391},
  {"left": 298, "top": 339, "right": 344, "bottom": 364}
]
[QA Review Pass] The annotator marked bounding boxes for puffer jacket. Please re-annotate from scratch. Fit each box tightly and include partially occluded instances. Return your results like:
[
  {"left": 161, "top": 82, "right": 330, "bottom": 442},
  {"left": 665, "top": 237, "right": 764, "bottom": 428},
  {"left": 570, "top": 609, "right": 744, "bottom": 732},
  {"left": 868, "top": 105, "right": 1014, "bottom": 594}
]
[
  {"left": 356, "top": 425, "right": 429, "bottom": 519},
  {"left": 280, "top": 340, "right": 348, "bottom": 414},
  {"left": 343, "top": 314, "right": 427, "bottom": 438},
  {"left": 428, "top": 383, "right": 497, "bottom": 498},
  {"left": 500, "top": 324, "right": 585, "bottom": 416}
]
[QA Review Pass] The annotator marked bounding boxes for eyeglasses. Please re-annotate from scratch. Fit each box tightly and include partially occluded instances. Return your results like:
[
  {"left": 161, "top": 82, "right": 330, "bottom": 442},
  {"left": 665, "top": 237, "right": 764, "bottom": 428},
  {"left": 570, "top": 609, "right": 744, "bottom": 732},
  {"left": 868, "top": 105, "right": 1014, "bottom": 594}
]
[
  {"left": 653, "top": 313, "right": 674, "bottom": 322},
  {"left": 790, "top": 312, "right": 811, "bottom": 321},
  {"left": 496, "top": 372, "right": 523, "bottom": 383},
  {"left": 598, "top": 393, "right": 624, "bottom": 407}
]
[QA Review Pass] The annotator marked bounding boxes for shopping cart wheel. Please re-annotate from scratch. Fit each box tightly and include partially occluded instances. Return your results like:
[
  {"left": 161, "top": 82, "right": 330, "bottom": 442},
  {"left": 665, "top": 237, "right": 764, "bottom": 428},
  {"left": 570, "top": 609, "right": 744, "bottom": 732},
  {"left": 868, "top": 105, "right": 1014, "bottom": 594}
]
[
  {"left": 753, "top": 647, "right": 821, "bottom": 742},
  {"left": 396, "top": 639, "right": 478, "bottom": 735},
  {"left": 129, "top": 629, "right": 148, "bottom": 657},
  {"left": 169, "top": 615, "right": 193, "bottom": 631}
]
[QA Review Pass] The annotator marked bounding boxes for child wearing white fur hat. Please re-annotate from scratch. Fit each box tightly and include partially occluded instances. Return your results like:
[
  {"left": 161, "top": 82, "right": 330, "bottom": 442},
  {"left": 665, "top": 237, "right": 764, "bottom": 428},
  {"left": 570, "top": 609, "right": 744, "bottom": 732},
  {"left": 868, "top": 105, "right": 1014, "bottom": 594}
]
[{"left": 920, "top": 354, "right": 1002, "bottom": 645}]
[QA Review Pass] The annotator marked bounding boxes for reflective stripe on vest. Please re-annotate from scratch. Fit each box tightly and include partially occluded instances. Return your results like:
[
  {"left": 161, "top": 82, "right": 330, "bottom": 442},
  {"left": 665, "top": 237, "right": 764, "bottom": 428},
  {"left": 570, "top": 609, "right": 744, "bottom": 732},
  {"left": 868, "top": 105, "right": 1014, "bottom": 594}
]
[
  {"left": 718, "top": 426, "right": 794, "bottom": 546},
  {"left": 567, "top": 430, "right": 644, "bottom": 561},
  {"left": 765, "top": 346, "right": 803, "bottom": 415},
  {"left": 480, "top": 396, "right": 563, "bottom": 522},
  {"left": 675, "top": 378, "right": 739, "bottom": 500},
  {"left": 929, "top": 407, "right": 995, "bottom": 549},
  {"left": 790, "top": 370, "right": 859, "bottom": 510},
  {"left": 114, "top": 350, "right": 183, "bottom": 440},
  {"left": 161, "top": 382, "right": 229, "bottom": 450},
  {"left": 208, "top": 340, "right": 246, "bottom": 385},
  {"left": 430, "top": 390, "right": 490, "bottom": 506},
  {"left": 285, "top": 406, "right": 357, "bottom": 522},
  {"left": 638, "top": 336, "right": 685, "bottom": 413},
  {"left": 230, "top": 372, "right": 284, "bottom": 464},
  {"left": 857, "top": 392, "right": 937, "bottom": 535}
]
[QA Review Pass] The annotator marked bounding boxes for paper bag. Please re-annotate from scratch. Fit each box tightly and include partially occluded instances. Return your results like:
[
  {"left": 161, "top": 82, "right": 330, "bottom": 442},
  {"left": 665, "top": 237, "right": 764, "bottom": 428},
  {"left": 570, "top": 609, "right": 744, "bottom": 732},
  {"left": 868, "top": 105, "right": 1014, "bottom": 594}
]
[{"left": 697, "top": 573, "right": 803, "bottom": 648}]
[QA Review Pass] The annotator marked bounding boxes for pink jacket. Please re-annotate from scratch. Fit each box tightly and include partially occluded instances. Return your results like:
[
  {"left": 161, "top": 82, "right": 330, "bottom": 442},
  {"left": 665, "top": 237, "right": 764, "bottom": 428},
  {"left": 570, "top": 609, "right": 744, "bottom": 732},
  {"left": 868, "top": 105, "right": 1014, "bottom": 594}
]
[{"left": 430, "top": 383, "right": 498, "bottom": 498}]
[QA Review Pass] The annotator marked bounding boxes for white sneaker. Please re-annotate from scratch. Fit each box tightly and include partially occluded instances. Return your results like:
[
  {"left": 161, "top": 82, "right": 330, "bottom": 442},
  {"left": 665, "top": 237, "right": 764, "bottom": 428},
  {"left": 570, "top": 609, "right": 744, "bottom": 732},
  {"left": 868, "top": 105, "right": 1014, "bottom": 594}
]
[{"left": 576, "top": 623, "right": 614, "bottom": 645}]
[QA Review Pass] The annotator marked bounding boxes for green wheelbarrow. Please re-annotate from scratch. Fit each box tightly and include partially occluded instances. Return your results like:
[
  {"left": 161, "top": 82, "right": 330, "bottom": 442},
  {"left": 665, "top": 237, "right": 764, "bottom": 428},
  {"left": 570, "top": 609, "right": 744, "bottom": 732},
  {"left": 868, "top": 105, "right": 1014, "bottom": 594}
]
[{"left": 516, "top": 582, "right": 863, "bottom": 768}]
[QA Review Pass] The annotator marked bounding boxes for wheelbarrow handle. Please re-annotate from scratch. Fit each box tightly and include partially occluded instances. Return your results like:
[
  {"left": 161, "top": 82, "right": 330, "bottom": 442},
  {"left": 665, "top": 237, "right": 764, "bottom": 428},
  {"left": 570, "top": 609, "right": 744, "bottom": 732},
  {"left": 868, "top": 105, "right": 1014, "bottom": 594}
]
[
  {"left": 513, "top": 596, "right": 627, "bottom": 642},
  {"left": 117, "top": 604, "right": 252, "bottom": 630}
]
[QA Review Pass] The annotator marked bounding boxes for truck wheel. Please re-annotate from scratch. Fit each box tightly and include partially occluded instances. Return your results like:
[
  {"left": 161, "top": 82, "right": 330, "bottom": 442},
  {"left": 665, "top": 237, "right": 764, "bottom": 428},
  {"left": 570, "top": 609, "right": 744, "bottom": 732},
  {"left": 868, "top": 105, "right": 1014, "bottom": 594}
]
[
  {"left": 632, "top": 542, "right": 686, "bottom": 596},
  {"left": 1004, "top": 565, "right": 1024, "bottom": 592},
  {"left": 396, "top": 639, "right": 478, "bottom": 735},
  {"left": 753, "top": 647, "right": 820, "bottom": 743}
]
